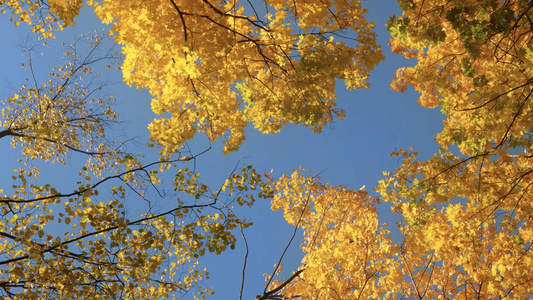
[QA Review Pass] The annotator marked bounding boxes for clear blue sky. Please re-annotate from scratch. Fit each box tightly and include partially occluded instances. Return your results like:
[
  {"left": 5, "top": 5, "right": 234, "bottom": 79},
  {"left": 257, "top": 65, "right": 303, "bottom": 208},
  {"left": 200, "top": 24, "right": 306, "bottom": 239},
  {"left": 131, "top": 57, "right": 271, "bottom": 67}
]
[{"left": 0, "top": 1, "right": 444, "bottom": 299}]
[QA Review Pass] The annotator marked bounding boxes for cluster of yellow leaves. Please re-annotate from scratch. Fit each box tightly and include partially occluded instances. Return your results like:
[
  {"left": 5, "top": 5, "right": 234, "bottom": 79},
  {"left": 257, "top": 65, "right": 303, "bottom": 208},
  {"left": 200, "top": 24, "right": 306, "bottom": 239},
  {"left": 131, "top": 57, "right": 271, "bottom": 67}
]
[
  {"left": 261, "top": 1, "right": 533, "bottom": 299},
  {"left": 268, "top": 169, "right": 395, "bottom": 299},
  {"left": 85, "top": 0, "right": 383, "bottom": 154},
  {"left": 373, "top": 0, "right": 533, "bottom": 298},
  {"left": 0, "top": 155, "right": 272, "bottom": 298},
  {"left": 0, "top": 0, "right": 78, "bottom": 38},
  {"left": 0, "top": 33, "right": 120, "bottom": 178},
  {"left": 375, "top": 147, "right": 533, "bottom": 298},
  {"left": 47, "top": 0, "right": 82, "bottom": 26},
  {"left": 268, "top": 154, "right": 533, "bottom": 298},
  {"left": 388, "top": 0, "right": 533, "bottom": 156},
  {"left": 0, "top": 15, "right": 278, "bottom": 297}
]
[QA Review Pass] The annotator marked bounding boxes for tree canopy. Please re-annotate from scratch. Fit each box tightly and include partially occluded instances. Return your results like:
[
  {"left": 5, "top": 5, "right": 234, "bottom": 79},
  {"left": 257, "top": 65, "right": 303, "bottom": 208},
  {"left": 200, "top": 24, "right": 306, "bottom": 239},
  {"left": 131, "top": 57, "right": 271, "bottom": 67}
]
[
  {"left": 10, "top": 0, "right": 383, "bottom": 154},
  {"left": 1, "top": 0, "right": 533, "bottom": 299}
]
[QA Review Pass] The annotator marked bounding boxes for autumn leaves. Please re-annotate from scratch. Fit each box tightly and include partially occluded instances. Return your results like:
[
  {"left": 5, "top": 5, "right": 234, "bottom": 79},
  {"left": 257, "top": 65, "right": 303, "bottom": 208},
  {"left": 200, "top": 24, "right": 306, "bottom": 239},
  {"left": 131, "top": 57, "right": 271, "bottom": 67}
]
[
  {"left": 2, "top": 0, "right": 533, "bottom": 298},
  {"left": 87, "top": 0, "right": 384, "bottom": 154}
]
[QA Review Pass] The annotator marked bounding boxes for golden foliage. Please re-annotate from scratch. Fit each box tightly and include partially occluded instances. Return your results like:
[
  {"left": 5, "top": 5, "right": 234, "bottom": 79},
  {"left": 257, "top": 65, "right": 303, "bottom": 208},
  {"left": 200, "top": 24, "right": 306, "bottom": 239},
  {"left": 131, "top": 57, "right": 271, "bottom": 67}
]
[
  {"left": 259, "top": 1, "right": 533, "bottom": 299},
  {"left": 88, "top": 0, "right": 383, "bottom": 154},
  {"left": 2, "top": 0, "right": 383, "bottom": 154},
  {"left": 0, "top": 31, "right": 272, "bottom": 299},
  {"left": 6, "top": 0, "right": 533, "bottom": 299}
]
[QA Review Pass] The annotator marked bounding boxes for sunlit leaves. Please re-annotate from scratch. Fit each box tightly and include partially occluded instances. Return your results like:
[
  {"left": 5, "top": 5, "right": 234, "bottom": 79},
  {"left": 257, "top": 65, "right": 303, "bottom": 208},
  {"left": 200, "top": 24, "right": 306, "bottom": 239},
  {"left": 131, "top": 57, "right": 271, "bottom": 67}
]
[
  {"left": 48, "top": 0, "right": 83, "bottom": 26},
  {"left": 0, "top": 33, "right": 121, "bottom": 178},
  {"left": 0, "top": 0, "right": 74, "bottom": 37},
  {"left": 260, "top": 2, "right": 533, "bottom": 298},
  {"left": 389, "top": 0, "right": 533, "bottom": 156},
  {"left": 376, "top": 147, "right": 533, "bottom": 298},
  {"left": 0, "top": 153, "right": 273, "bottom": 299},
  {"left": 378, "top": 1, "right": 533, "bottom": 297},
  {"left": 268, "top": 149, "right": 533, "bottom": 298},
  {"left": 85, "top": 0, "right": 384, "bottom": 154},
  {"left": 0, "top": 18, "right": 277, "bottom": 298},
  {"left": 266, "top": 169, "right": 394, "bottom": 299}
]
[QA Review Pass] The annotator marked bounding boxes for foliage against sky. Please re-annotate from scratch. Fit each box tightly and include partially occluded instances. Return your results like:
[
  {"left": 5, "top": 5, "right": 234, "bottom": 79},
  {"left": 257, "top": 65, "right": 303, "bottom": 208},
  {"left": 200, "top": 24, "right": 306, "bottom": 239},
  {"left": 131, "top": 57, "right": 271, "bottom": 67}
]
[
  {"left": 1, "top": 0, "right": 533, "bottom": 299},
  {"left": 274, "top": 0, "right": 533, "bottom": 298},
  {"left": 89, "top": 0, "right": 383, "bottom": 155},
  {"left": 0, "top": 29, "right": 273, "bottom": 298},
  {"left": 1, "top": 0, "right": 385, "bottom": 154}
]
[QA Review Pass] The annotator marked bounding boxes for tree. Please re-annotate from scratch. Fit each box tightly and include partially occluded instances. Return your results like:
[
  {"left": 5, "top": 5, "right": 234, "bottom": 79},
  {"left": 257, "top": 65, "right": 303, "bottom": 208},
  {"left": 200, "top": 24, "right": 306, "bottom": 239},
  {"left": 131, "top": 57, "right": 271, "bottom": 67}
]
[
  {"left": 2, "top": 0, "right": 384, "bottom": 154},
  {"left": 4, "top": 0, "right": 533, "bottom": 299},
  {"left": 258, "top": 169, "right": 393, "bottom": 299},
  {"left": 0, "top": 30, "right": 274, "bottom": 299},
  {"left": 258, "top": 0, "right": 533, "bottom": 298},
  {"left": 93, "top": 0, "right": 384, "bottom": 155},
  {"left": 2, "top": 0, "right": 384, "bottom": 298},
  {"left": 1, "top": 34, "right": 119, "bottom": 169},
  {"left": 382, "top": 0, "right": 533, "bottom": 297}
]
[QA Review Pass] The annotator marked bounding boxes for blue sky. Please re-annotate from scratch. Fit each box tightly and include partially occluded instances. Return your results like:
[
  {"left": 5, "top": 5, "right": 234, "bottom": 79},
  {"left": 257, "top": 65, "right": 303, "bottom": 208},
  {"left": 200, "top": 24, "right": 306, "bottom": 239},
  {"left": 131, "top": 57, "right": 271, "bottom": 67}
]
[{"left": 0, "top": 1, "right": 445, "bottom": 299}]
